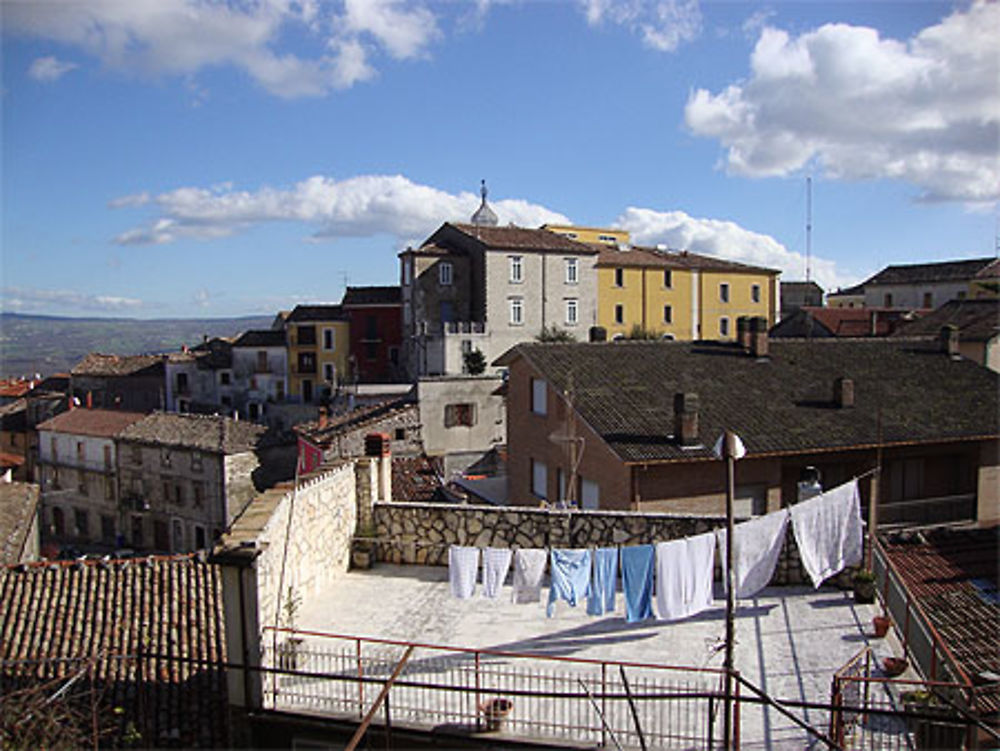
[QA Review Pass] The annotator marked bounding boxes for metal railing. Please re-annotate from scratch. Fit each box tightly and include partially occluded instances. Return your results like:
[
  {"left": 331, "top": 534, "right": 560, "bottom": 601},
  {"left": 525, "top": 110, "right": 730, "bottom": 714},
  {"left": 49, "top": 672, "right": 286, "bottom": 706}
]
[
  {"left": 262, "top": 628, "right": 731, "bottom": 749},
  {"left": 877, "top": 493, "right": 976, "bottom": 527}
]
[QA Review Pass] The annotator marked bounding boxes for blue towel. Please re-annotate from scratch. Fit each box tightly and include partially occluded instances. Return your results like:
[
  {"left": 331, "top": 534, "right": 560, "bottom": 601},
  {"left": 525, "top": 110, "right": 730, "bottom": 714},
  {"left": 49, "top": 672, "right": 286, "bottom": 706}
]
[
  {"left": 621, "top": 545, "right": 655, "bottom": 623},
  {"left": 547, "top": 549, "right": 592, "bottom": 617},
  {"left": 587, "top": 547, "right": 619, "bottom": 616}
]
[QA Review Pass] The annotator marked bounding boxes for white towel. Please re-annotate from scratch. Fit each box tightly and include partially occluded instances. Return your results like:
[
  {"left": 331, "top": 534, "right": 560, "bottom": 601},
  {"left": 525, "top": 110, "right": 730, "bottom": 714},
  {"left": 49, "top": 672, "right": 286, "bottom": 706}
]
[
  {"left": 655, "top": 532, "right": 716, "bottom": 621},
  {"left": 716, "top": 509, "right": 789, "bottom": 599},
  {"left": 449, "top": 545, "right": 480, "bottom": 599},
  {"left": 482, "top": 547, "right": 513, "bottom": 599},
  {"left": 790, "top": 479, "right": 863, "bottom": 588},
  {"left": 511, "top": 548, "right": 547, "bottom": 604}
]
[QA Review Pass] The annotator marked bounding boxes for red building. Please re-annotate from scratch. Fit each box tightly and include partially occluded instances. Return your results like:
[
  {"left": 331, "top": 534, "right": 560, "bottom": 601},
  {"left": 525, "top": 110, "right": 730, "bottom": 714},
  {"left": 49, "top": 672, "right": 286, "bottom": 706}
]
[{"left": 341, "top": 286, "right": 403, "bottom": 383}]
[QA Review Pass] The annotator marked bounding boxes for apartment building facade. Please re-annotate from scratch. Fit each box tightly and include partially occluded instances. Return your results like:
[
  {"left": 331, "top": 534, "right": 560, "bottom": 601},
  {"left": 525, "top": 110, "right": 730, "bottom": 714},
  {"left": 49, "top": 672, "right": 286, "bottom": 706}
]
[
  {"left": 284, "top": 305, "right": 351, "bottom": 404},
  {"left": 231, "top": 329, "right": 288, "bottom": 422}
]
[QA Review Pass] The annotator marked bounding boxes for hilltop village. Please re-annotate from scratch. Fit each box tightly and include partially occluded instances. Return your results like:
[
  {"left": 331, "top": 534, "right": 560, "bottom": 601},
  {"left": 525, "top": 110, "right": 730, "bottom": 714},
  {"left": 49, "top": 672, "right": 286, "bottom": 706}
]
[{"left": 1, "top": 196, "right": 998, "bottom": 749}]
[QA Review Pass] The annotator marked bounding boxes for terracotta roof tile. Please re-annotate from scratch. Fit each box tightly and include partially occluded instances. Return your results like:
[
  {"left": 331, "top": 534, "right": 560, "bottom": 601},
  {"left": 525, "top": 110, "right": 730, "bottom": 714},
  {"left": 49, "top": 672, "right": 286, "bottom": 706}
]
[
  {"left": 118, "top": 412, "right": 269, "bottom": 453},
  {"left": 892, "top": 299, "right": 1000, "bottom": 342},
  {"left": 0, "top": 482, "right": 38, "bottom": 565},
  {"left": 71, "top": 353, "right": 165, "bottom": 377},
  {"left": 865, "top": 257, "right": 996, "bottom": 286},
  {"left": 232, "top": 329, "right": 286, "bottom": 347},
  {"left": 342, "top": 285, "right": 402, "bottom": 306},
  {"left": 595, "top": 245, "right": 779, "bottom": 274},
  {"left": 36, "top": 408, "right": 147, "bottom": 438},
  {"left": 286, "top": 304, "right": 347, "bottom": 322},
  {"left": 447, "top": 223, "right": 600, "bottom": 253},
  {"left": 392, "top": 455, "right": 447, "bottom": 503}
]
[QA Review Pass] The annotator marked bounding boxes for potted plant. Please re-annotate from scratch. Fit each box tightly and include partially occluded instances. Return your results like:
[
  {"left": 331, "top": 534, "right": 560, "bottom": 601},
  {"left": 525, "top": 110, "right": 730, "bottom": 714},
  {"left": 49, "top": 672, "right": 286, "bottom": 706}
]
[
  {"left": 853, "top": 568, "right": 876, "bottom": 603},
  {"left": 478, "top": 697, "right": 513, "bottom": 732},
  {"left": 873, "top": 614, "right": 892, "bottom": 638}
]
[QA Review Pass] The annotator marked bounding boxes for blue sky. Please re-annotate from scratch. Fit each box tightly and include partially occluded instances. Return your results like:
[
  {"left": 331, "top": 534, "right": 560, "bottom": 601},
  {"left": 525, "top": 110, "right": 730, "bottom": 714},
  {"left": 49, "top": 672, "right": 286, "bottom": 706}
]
[{"left": 2, "top": 0, "right": 997, "bottom": 319}]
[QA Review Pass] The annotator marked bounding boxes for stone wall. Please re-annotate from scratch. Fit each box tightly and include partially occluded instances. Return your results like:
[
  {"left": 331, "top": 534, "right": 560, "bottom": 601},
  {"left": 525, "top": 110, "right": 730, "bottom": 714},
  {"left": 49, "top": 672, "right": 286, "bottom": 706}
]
[{"left": 369, "top": 501, "right": 856, "bottom": 587}]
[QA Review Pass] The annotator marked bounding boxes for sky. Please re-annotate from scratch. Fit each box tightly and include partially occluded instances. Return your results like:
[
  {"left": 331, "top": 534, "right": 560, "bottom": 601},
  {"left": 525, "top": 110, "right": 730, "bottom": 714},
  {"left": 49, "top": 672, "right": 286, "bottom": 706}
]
[{"left": 1, "top": 0, "right": 997, "bottom": 319}]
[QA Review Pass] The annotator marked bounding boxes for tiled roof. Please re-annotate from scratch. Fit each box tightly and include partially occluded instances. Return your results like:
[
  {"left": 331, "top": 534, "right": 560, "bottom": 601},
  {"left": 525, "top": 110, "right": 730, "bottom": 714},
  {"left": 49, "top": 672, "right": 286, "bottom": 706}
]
[
  {"left": 865, "top": 257, "right": 996, "bottom": 286},
  {"left": 891, "top": 299, "right": 1000, "bottom": 342},
  {"left": 36, "top": 408, "right": 147, "bottom": 438},
  {"left": 771, "top": 307, "right": 916, "bottom": 338},
  {"left": 881, "top": 527, "right": 999, "bottom": 712},
  {"left": 0, "top": 482, "right": 38, "bottom": 564},
  {"left": 118, "top": 412, "right": 269, "bottom": 453},
  {"left": 189, "top": 338, "right": 233, "bottom": 369},
  {"left": 0, "top": 379, "right": 34, "bottom": 399},
  {"left": 232, "top": 329, "right": 286, "bottom": 347},
  {"left": 0, "top": 555, "right": 229, "bottom": 746},
  {"left": 399, "top": 242, "right": 453, "bottom": 257},
  {"left": 828, "top": 283, "right": 865, "bottom": 297},
  {"left": 392, "top": 454, "right": 447, "bottom": 503},
  {"left": 974, "top": 259, "right": 1000, "bottom": 279},
  {"left": 296, "top": 397, "right": 415, "bottom": 446},
  {"left": 781, "top": 281, "right": 824, "bottom": 293},
  {"left": 498, "top": 339, "right": 999, "bottom": 463},
  {"left": 444, "top": 223, "right": 600, "bottom": 254},
  {"left": 596, "top": 245, "right": 779, "bottom": 274},
  {"left": 0, "top": 451, "right": 26, "bottom": 469},
  {"left": 286, "top": 304, "right": 347, "bottom": 322},
  {"left": 71, "top": 353, "right": 165, "bottom": 377},
  {"left": 342, "top": 285, "right": 402, "bottom": 306}
]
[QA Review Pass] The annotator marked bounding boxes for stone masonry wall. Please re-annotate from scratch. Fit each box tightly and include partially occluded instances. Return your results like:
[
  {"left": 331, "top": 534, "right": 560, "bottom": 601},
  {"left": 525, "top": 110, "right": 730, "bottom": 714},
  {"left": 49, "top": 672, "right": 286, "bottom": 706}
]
[{"left": 370, "top": 501, "right": 857, "bottom": 587}]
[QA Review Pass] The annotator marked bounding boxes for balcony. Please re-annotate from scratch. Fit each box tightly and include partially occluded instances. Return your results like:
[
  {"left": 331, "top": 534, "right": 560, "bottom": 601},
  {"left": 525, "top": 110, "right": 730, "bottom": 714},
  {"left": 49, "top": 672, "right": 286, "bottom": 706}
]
[{"left": 444, "top": 321, "right": 486, "bottom": 335}]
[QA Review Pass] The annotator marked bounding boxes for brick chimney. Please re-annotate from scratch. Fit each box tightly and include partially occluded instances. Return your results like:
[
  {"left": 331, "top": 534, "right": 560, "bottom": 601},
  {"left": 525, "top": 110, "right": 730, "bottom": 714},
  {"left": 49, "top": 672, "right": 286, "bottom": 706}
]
[
  {"left": 736, "top": 317, "right": 751, "bottom": 350},
  {"left": 318, "top": 406, "right": 328, "bottom": 430},
  {"left": 365, "top": 432, "right": 392, "bottom": 503},
  {"left": 749, "top": 316, "right": 769, "bottom": 358},
  {"left": 833, "top": 377, "right": 854, "bottom": 408},
  {"left": 673, "top": 392, "right": 699, "bottom": 446},
  {"left": 940, "top": 325, "right": 960, "bottom": 359},
  {"left": 86, "top": 391, "right": 93, "bottom": 409}
]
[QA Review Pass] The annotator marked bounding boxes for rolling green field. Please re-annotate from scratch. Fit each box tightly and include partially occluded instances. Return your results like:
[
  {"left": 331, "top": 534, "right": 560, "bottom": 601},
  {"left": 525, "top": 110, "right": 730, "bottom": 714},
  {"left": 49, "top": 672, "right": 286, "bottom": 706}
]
[{"left": 0, "top": 313, "right": 274, "bottom": 378}]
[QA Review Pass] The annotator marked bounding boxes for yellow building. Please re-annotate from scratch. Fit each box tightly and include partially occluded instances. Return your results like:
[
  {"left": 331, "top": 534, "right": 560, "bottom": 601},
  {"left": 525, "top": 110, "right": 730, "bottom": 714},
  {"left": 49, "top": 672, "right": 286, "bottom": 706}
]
[
  {"left": 542, "top": 225, "right": 631, "bottom": 246},
  {"left": 284, "top": 305, "right": 351, "bottom": 403},
  {"left": 595, "top": 245, "right": 779, "bottom": 341}
]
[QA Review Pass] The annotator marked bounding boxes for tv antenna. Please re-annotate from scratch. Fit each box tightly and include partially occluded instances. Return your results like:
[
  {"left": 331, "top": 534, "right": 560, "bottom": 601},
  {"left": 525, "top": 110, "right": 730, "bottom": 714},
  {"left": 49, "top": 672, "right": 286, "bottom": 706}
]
[{"left": 805, "top": 176, "right": 812, "bottom": 283}]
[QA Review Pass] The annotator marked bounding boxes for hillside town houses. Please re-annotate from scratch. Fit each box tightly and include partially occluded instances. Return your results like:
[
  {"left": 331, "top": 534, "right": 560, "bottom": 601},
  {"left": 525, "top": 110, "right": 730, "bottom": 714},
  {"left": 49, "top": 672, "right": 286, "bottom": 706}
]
[{"left": 2, "top": 194, "right": 999, "bottom": 749}]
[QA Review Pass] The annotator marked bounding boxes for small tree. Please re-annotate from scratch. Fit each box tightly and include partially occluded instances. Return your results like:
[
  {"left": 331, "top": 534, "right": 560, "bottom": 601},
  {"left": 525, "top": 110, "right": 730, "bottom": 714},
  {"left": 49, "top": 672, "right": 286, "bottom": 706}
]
[
  {"left": 463, "top": 348, "right": 487, "bottom": 375},
  {"left": 537, "top": 325, "right": 576, "bottom": 343},
  {"left": 626, "top": 324, "right": 659, "bottom": 340}
]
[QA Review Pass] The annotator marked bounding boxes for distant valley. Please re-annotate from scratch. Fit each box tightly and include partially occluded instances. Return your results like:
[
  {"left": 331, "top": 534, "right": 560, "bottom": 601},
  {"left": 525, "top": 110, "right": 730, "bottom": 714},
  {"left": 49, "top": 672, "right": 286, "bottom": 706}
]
[{"left": 0, "top": 312, "right": 274, "bottom": 378}]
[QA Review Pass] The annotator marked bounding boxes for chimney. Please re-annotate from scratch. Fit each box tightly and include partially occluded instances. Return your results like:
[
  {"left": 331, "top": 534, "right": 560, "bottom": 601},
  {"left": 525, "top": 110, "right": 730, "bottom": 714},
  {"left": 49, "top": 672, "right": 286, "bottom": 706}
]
[
  {"left": 589, "top": 326, "right": 607, "bottom": 342},
  {"left": 365, "top": 432, "right": 392, "bottom": 503},
  {"left": 673, "top": 392, "right": 699, "bottom": 446},
  {"left": 749, "top": 316, "right": 769, "bottom": 358},
  {"left": 736, "top": 317, "right": 751, "bottom": 350},
  {"left": 833, "top": 377, "right": 854, "bottom": 408},
  {"left": 870, "top": 310, "right": 879, "bottom": 337},
  {"left": 940, "top": 325, "right": 959, "bottom": 359},
  {"left": 318, "top": 406, "right": 328, "bottom": 430},
  {"left": 86, "top": 391, "right": 93, "bottom": 409}
]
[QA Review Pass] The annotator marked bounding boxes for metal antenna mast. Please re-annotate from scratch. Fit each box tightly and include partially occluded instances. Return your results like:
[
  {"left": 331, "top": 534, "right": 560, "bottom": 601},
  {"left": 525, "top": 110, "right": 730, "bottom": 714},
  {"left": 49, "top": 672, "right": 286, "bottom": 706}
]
[{"left": 806, "top": 176, "right": 812, "bottom": 283}]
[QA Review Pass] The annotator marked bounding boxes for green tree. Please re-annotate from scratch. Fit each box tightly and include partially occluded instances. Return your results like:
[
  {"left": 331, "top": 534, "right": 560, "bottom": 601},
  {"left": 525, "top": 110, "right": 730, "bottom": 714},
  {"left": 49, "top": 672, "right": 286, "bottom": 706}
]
[
  {"left": 464, "top": 348, "right": 487, "bottom": 375},
  {"left": 537, "top": 325, "right": 576, "bottom": 343}
]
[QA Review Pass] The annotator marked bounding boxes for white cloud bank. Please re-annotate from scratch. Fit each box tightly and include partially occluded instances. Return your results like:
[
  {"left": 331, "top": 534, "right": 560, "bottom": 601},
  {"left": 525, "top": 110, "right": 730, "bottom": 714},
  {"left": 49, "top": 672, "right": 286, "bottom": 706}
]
[
  {"left": 28, "top": 56, "right": 78, "bottom": 82},
  {"left": 111, "top": 175, "right": 570, "bottom": 245},
  {"left": 5, "top": 0, "right": 440, "bottom": 97},
  {"left": 582, "top": 0, "right": 701, "bottom": 51},
  {"left": 618, "top": 207, "right": 853, "bottom": 291},
  {"left": 2, "top": 287, "right": 143, "bottom": 313},
  {"left": 685, "top": 1, "right": 1000, "bottom": 203}
]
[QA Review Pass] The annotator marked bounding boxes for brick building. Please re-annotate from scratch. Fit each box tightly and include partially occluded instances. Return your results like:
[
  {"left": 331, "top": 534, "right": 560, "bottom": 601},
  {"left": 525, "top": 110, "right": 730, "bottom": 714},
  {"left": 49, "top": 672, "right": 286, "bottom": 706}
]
[{"left": 341, "top": 285, "right": 403, "bottom": 383}]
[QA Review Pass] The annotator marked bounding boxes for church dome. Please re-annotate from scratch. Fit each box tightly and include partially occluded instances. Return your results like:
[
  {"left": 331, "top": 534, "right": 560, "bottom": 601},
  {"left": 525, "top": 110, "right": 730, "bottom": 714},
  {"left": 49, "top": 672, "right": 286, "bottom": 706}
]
[{"left": 470, "top": 179, "right": 498, "bottom": 226}]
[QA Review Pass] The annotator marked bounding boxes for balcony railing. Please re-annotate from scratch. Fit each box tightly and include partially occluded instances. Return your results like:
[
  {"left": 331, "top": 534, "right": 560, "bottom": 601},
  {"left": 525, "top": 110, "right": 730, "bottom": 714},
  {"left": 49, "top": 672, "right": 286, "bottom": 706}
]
[
  {"left": 443, "top": 321, "right": 486, "bottom": 335},
  {"left": 876, "top": 493, "right": 976, "bottom": 528}
]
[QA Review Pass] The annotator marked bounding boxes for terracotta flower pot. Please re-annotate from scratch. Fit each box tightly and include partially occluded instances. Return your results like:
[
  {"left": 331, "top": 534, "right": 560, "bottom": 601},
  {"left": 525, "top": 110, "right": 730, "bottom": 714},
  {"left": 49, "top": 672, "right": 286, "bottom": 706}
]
[
  {"left": 873, "top": 615, "right": 891, "bottom": 638},
  {"left": 883, "top": 656, "right": 908, "bottom": 677}
]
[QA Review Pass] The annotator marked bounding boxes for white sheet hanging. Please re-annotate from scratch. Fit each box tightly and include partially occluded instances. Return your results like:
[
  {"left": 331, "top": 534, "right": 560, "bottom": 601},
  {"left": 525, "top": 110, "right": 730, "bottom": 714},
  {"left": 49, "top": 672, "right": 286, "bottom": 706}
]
[
  {"left": 789, "top": 479, "right": 863, "bottom": 588},
  {"left": 482, "top": 547, "right": 513, "bottom": 599},
  {"left": 511, "top": 548, "right": 548, "bottom": 604},
  {"left": 716, "top": 509, "right": 790, "bottom": 599},
  {"left": 655, "top": 532, "right": 716, "bottom": 621},
  {"left": 449, "top": 545, "right": 480, "bottom": 599}
]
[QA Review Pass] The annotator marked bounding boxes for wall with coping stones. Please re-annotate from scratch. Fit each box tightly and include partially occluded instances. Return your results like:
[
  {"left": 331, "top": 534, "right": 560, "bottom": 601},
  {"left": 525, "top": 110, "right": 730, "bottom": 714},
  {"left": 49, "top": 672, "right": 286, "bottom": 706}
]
[{"left": 369, "top": 501, "right": 858, "bottom": 587}]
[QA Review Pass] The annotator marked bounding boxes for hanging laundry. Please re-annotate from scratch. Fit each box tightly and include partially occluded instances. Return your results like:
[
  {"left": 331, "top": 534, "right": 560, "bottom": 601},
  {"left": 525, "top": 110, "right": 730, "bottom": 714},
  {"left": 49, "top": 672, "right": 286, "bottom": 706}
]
[
  {"left": 547, "top": 549, "right": 592, "bottom": 617},
  {"left": 620, "top": 545, "right": 655, "bottom": 623},
  {"left": 512, "top": 548, "right": 548, "bottom": 604},
  {"left": 482, "top": 547, "right": 513, "bottom": 599},
  {"left": 790, "top": 479, "right": 863, "bottom": 588},
  {"left": 587, "top": 547, "right": 619, "bottom": 616},
  {"left": 655, "top": 532, "right": 715, "bottom": 621},
  {"left": 449, "top": 545, "right": 480, "bottom": 600},
  {"left": 716, "top": 510, "right": 790, "bottom": 599}
]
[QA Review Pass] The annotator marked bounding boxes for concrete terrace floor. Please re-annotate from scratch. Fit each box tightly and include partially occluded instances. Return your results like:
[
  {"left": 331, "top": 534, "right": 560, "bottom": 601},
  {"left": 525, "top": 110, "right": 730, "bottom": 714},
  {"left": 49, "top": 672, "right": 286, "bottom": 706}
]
[{"left": 285, "top": 564, "right": 904, "bottom": 750}]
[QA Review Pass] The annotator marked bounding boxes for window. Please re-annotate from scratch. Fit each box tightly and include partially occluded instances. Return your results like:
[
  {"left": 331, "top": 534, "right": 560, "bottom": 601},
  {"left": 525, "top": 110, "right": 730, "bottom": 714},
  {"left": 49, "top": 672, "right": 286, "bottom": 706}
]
[
  {"left": 74, "top": 508, "right": 88, "bottom": 538},
  {"left": 221, "top": 395, "right": 232, "bottom": 407},
  {"left": 162, "top": 479, "right": 171, "bottom": 503},
  {"left": 105, "top": 477, "right": 114, "bottom": 500},
  {"left": 614, "top": 304, "right": 624, "bottom": 325},
  {"left": 297, "top": 325, "right": 316, "bottom": 345},
  {"left": 598, "top": 234, "right": 616, "bottom": 243},
  {"left": 565, "top": 298, "right": 578, "bottom": 325},
  {"left": 884, "top": 293, "right": 893, "bottom": 307},
  {"left": 389, "top": 348, "right": 399, "bottom": 366},
  {"left": 439, "top": 261, "right": 453, "bottom": 285},
  {"left": 614, "top": 268, "right": 624, "bottom": 287},
  {"left": 444, "top": 403, "right": 476, "bottom": 427},
  {"left": 194, "top": 525, "right": 207, "bottom": 550},
  {"left": 923, "top": 292, "right": 933, "bottom": 308},
  {"left": 581, "top": 479, "right": 599, "bottom": 510},
  {"left": 440, "top": 301, "right": 454, "bottom": 323},
  {"left": 101, "top": 515, "right": 115, "bottom": 543},
  {"left": 720, "top": 283, "right": 730, "bottom": 303},
  {"left": 131, "top": 445, "right": 142, "bottom": 465},
  {"left": 160, "top": 448, "right": 171, "bottom": 467},
  {"left": 275, "top": 380, "right": 285, "bottom": 400},
  {"left": 257, "top": 351, "right": 268, "bottom": 372},
  {"left": 394, "top": 427, "right": 405, "bottom": 440},
  {"left": 531, "top": 459, "right": 548, "bottom": 500},
  {"left": 323, "top": 362, "right": 335, "bottom": 383},
  {"left": 172, "top": 520, "right": 184, "bottom": 552},
  {"left": 131, "top": 516, "right": 144, "bottom": 547},
  {"left": 531, "top": 378, "right": 547, "bottom": 415},
  {"left": 323, "top": 327, "right": 335, "bottom": 350},
  {"left": 510, "top": 255, "right": 523, "bottom": 283},
  {"left": 176, "top": 372, "right": 188, "bottom": 393},
  {"left": 365, "top": 315, "right": 378, "bottom": 339},
  {"left": 220, "top": 370, "right": 232, "bottom": 385},
  {"left": 51, "top": 437, "right": 58, "bottom": 460},
  {"left": 193, "top": 481, "right": 205, "bottom": 509},
  {"left": 509, "top": 297, "right": 524, "bottom": 326},
  {"left": 248, "top": 403, "right": 260, "bottom": 421},
  {"left": 52, "top": 507, "right": 65, "bottom": 536},
  {"left": 565, "top": 258, "right": 578, "bottom": 284},
  {"left": 663, "top": 270, "right": 672, "bottom": 288},
  {"left": 751, "top": 284, "right": 761, "bottom": 303},
  {"left": 174, "top": 484, "right": 183, "bottom": 506},
  {"left": 720, "top": 317, "right": 730, "bottom": 337},
  {"left": 76, "top": 441, "right": 85, "bottom": 462},
  {"left": 77, "top": 470, "right": 87, "bottom": 495},
  {"left": 302, "top": 379, "right": 313, "bottom": 402},
  {"left": 298, "top": 352, "right": 316, "bottom": 374},
  {"left": 661, "top": 333, "right": 675, "bottom": 341},
  {"left": 104, "top": 445, "right": 112, "bottom": 469},
  {"left": 663, "top": 305, "right": 672, "bottom": 324}
]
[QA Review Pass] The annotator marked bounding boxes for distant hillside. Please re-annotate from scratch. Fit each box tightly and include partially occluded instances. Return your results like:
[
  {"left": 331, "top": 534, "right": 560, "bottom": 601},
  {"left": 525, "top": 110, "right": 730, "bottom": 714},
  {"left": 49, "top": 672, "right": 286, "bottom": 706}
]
[{"left": 0, "top": 313, "right": 275, "bottom": 378}]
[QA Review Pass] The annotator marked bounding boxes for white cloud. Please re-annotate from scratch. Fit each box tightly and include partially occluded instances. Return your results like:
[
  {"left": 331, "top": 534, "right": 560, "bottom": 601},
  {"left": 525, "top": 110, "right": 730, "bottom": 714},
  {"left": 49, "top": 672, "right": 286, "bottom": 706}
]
[
  {"left": 685, "top": 1, "right": 1000, "bottom": 203},
  {"left": 617, "top": 207, "right": 855, "bottom": 292},
  {"left": 2, "top": 286, "right": 143, "bottom": 313},
  {"left": 28, "top": 56, "right": 79, "bottom": 82},
  {"left": 5, "top": 0, "right": 440, "bottom": 97},
  {"left": 581, "top": 0, "right": 701, "bottom": 52},
  {"left": 112, "top": 174, "right": 570, "bottom": 246}
]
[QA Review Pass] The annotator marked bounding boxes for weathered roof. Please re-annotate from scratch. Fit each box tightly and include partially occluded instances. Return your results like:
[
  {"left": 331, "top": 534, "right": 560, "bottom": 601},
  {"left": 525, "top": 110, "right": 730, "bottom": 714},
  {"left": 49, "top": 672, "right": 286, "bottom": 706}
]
[
  {"left": 342, "top": 285, "right": 402, "bottom": 307},
  {"left": 771, "top": 307, "right": 917, "bottom": 338},
  {"left": 865, "top": 257, "right": 996, "bottom": 287},
  {"left": 188, "top": 337, "right": 233, "bottom": 369},
  {"left": 36, "top": 408, "right": 147, "bottom": 438},
  {"left": 438, "top": 223, "right": 600, "bottom": 254},
  {"left": 232, "top": 329, "right": 286, "bottom": 348},
  {"left": 497, "top": 339, "right": 999, "bottom": 463},
  {"left": 891, "top": 299, "right": 1000, "bottom": 342},
  {"left": 781, "top": 281, "right": 824, "bottom": 293},
  {"left": 71, "top": 353, "right": 165, "bottom": 377},
  {"left": 595, "top": 245, "right": 779, "bottom": 275},
  {"left": 285, "top": 304, "right": 347, "bottom": 322},
  {"left": 0, "top": 555, "right": 229, "bottom": 746},
  {"left": 392, "top": 454, "right": 447, "bottom": 503},
  {"left": 118, "top": 412, "right": 268, "bottom": 453},
  {"left": 0, "top": 482, "right": 38, "bottom": 565},
  {"left": 828, "top": 283, "right": 865, "bottom": 297},
  {"left": 296, "top": 397, "right": 415, "bottom": 446},
  {"left": 0, "top": 379, "right": 34, "bottom": 399},
  {"left": 974, "top": 259, "right": 1000, "bottom": 279}
]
